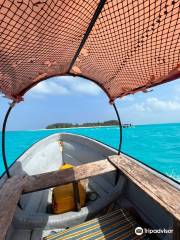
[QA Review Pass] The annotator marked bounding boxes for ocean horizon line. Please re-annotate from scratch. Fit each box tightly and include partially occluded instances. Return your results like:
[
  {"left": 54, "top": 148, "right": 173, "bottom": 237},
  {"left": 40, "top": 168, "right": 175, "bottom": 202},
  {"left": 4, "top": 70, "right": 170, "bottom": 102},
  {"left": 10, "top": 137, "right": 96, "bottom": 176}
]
[{"left": 3, "top": 121, "right": 180, "bottom": 132}]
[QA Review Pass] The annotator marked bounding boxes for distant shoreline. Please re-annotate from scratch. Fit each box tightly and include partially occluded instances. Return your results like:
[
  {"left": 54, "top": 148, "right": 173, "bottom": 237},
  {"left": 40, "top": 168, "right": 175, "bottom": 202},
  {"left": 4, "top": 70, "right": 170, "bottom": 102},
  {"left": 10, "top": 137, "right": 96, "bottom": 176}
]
[
  {"left": 46, "top": 120, "right": 124, "bottom": 130},
  {"left": 46, "top": 121, "right": 133, "bottom": 130},
  {"left": 0, "top": 125, "right": 124, "bottom": 132},
  {"left": 4, "top": 122, "right": 180, "bottom": 132},
  {"left": 29, "top": 125, "right": 121, "bottom": 131}
]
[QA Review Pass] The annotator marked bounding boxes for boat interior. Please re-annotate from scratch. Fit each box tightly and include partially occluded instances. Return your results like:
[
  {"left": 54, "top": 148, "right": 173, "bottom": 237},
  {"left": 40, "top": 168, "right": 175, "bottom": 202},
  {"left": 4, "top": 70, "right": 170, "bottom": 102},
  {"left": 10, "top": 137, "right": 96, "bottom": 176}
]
[{"left": 0, "top": 133, "right": 179, "bottom": 240}]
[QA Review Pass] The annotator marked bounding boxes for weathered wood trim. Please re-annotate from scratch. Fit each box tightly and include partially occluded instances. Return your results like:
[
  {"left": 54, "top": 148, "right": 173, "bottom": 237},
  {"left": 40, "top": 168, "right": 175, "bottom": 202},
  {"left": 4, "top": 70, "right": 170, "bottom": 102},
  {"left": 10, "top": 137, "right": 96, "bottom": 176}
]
[
  {"left": 23, "top": 159, "right": 116, "bottom": 194},
  {"left": 0, "top": 176, "right": 27, "bottom": 240},
  {"left": 108, "top": 155, "right": 180, "bottom": 221},
  {"left": 73, "top": 181, "right": 81, "bottom": 211}
]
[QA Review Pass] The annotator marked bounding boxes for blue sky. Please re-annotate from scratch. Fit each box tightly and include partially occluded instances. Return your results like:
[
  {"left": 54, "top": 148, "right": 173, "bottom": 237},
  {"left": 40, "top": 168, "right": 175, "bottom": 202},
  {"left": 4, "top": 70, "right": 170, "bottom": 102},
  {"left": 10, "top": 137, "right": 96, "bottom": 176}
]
[{"left": 0, "top": 76, "right": 180, "bottom": 130}]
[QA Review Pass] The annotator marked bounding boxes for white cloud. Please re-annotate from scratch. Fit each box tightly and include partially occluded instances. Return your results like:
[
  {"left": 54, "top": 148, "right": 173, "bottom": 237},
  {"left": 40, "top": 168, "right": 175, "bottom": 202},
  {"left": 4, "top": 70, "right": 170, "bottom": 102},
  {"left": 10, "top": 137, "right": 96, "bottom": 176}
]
[
  {"left": 132, "top": 97, "right": 180, "bottom": 112},
  {"left": 59, "top": 77, "right": 101, "bottom": 95},
  {"left": 134, "top": 103, "right": 146, "bottom": 112},
  {"left": 29, "top": 76, "right": 101, "bottom": 97},
  {"left": 121, "top": 95, "right": 134, "bottom": 102},
  {"left": 32, "top": 81, "right": 69, "bottom": 95},
  {"left": 147, "top": 97, "right": 180, "bottom": 111}
]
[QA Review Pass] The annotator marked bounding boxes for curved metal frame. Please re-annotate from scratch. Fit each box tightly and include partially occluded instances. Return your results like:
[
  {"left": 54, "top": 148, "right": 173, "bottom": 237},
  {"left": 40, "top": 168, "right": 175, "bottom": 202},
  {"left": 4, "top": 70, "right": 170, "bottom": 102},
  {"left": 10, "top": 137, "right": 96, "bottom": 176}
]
[
  {"left": 112, "top": 102, "right": 123, "bottom": 185},
  {"left": 1, "top": 101, "right": 15, "bottom": 178},
  {"left": 112, "top": 103, "right": 122, "bottom": 155}
]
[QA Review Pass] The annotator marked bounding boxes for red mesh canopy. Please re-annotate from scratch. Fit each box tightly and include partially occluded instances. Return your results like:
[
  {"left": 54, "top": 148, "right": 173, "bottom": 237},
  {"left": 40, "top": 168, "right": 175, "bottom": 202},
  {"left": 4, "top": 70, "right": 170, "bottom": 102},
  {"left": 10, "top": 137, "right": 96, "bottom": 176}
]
[{"left": 0, "top": 0, "right": 179, "bottom": 102}]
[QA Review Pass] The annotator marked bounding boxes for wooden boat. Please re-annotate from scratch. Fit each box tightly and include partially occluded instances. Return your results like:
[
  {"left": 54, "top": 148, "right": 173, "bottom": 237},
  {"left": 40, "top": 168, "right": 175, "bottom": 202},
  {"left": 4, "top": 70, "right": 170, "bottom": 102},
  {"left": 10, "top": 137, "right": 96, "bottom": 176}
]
[
  {"left": 0, "top": 133, "right": 179, "bottom": 239},
  {"left": 0, "top": 0, "right": 180, "bottom": 239}
]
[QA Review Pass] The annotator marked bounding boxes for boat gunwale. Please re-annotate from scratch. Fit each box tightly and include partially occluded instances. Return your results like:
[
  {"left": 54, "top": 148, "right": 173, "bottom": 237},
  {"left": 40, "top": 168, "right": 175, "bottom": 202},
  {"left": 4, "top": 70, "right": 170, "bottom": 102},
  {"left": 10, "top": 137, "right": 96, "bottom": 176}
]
[{"left": 1, "top": 132, "right": 179, "bottom": 187}]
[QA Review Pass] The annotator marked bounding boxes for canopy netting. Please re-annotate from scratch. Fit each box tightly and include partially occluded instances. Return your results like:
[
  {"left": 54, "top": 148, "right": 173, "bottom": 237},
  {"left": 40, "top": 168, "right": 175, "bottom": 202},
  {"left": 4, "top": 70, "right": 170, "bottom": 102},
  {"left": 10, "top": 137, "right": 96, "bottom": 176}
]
[{"left": 0, "top": 0, "right": 179, "bottom": 102}]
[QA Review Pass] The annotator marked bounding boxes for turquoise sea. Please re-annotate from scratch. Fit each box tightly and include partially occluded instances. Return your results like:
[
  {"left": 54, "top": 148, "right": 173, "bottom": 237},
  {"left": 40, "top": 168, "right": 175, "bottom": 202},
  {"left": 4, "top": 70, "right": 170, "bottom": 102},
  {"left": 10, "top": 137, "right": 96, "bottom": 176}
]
[{"left": 0, "top": 123, "right": 180, "bottom": 183}]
